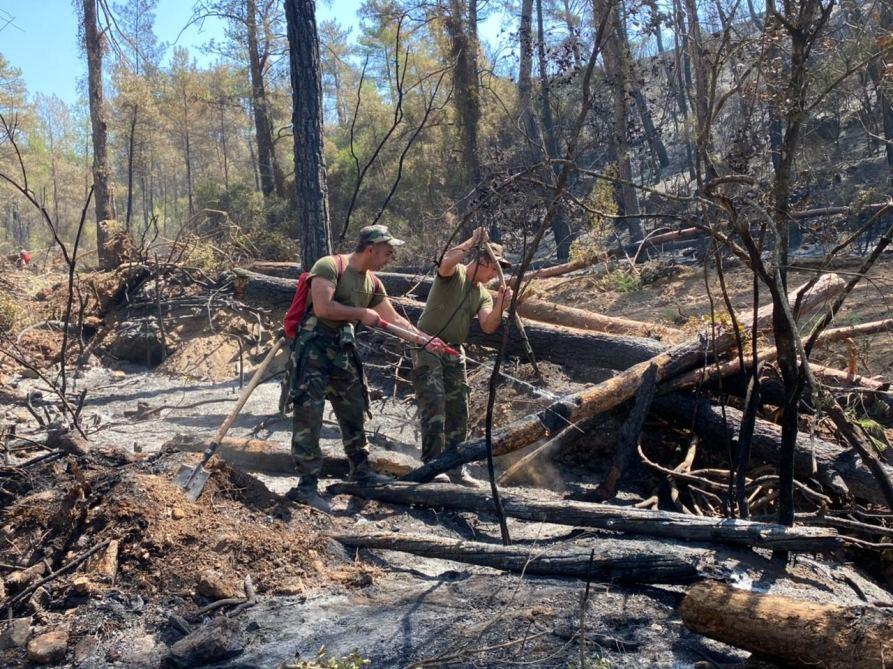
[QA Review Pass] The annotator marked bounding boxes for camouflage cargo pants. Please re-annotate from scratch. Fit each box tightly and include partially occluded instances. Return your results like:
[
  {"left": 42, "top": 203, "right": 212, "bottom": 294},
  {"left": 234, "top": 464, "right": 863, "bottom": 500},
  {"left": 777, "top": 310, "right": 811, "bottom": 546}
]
[
  {"left": 289, "top": 325, "right": 369, "bottom": 476},
  {"left": 411, "top": 347, "right": 468, "bottom": 463}
]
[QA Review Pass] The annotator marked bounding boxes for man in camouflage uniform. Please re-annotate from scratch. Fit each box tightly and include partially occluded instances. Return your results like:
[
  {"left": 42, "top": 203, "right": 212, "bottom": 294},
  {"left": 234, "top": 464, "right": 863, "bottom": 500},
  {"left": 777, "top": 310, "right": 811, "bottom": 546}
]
[
  {"left": 286, "top": 225, "right": 439, "bottom": 511},
  {"left": 413, "top": 227, "right": 512, "bottom": 484}
]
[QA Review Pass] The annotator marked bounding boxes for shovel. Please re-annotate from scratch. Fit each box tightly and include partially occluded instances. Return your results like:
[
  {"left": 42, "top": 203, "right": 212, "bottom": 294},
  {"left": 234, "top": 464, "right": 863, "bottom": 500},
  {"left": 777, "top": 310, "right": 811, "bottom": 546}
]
[{"left": 174, "top": 336, "right": 287, "bottom": 501}]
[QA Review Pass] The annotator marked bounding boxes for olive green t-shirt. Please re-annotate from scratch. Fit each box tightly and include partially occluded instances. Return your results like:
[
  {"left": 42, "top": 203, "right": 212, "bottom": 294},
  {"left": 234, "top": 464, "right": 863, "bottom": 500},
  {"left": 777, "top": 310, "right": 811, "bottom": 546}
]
[
  {"left": 306, "top": 255, "right": 386, "bottom": 330},
  {"left": 417, "top": 264, "right": 494, "bottom": 344}
]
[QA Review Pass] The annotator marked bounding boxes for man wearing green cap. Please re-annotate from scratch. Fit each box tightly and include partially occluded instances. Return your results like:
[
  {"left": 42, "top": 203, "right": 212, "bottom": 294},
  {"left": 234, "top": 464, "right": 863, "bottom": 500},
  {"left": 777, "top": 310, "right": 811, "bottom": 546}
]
[
  {"left": 286, "top": 224, "right": 438, "bottom": 511},
  {"left": 413, "top": 227, "right": 513, "bottom": 485}
]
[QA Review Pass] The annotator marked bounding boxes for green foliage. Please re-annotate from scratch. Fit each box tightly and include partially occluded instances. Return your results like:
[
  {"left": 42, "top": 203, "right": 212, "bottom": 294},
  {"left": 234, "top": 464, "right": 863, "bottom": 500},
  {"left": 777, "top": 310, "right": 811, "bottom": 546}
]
[
  {"left": 601, "top": 269, "right": 642, "bottom": 293},
  {"left": 568, "top": 169, "right": 620, "bottom": 262},
  {"left": 583, "top": 168, "right": 620, "bottom": 240},
  {"left": 182, "top": 238, "right": 227, "bottom": 273},
  {"left": 854, "top": 415, "right": 891, "bottom": 453},
  {"left": 192, "top": 183, "right": 298, "bottom": 262},
  {"left": 567, "top": 655, "right": 613, "bottom": 669},
  {"left": 279, "top": 647, "right": 371, "bottom": 669}
]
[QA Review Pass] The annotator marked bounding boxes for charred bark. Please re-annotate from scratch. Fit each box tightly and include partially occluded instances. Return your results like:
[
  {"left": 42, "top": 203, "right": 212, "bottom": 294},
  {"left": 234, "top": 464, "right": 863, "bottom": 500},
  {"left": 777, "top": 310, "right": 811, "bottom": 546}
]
[
  {"left": 652, "top": 392, "right": 893, "bottom": 506},
  {"left": 536, "top": 0, "right": 573, "bottom": 259},
  {"left": 329, "top": 481, "right": 839, "bottom": 551},
  {"left": 83, "top": 0, "right": 119, "bottom": 269},
  {"left": 230, "top": 268, "right": 669, "bottom": 371},
  {"left": 332, "top": 531, "right": 704, "bottom": 584},
  {"left": 247, "top": 0, "right": 285, "bottom": 200},
  {"left": 284, "top": 0, "right": 333, "bottom": 269}
]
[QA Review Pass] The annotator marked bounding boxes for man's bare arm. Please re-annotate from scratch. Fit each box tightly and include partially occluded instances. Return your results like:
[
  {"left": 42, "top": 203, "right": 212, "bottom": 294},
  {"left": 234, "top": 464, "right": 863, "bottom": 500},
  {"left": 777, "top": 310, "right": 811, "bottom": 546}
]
[
  {"left": 310, "top": 278, "right": 379, "bottom": 326},
  {"left": 437, "top": 226, "right": 485, "bottom": 278},
  {"left": 478, "top": 285, "right": 512, "bottom": 334},
  {"left": 374, "top": 297, "right": 449, "bottom": 350}
]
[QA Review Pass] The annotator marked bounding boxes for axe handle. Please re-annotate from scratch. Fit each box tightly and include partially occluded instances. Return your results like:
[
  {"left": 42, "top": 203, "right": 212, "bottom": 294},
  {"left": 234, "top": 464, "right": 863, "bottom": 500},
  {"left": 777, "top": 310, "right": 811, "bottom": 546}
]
[{"left": 377, "top": 319, "right": 460, "bottom": 357}]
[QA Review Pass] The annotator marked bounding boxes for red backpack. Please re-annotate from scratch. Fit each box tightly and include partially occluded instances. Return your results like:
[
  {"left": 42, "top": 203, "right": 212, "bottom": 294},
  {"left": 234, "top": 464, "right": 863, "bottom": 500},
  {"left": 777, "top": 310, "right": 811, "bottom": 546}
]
[{"left": 282, "top": 255, "right": 383, "bottom": 339}]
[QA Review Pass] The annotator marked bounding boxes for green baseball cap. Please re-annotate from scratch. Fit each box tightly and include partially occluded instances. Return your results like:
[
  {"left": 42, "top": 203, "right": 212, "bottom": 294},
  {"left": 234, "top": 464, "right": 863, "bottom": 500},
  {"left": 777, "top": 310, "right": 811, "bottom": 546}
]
[
  {"left": 359, "top": 224, "right": 405, "bottom": 247},
  {"left": 486, "top": 243, "right": 512, "bottom": 269}
]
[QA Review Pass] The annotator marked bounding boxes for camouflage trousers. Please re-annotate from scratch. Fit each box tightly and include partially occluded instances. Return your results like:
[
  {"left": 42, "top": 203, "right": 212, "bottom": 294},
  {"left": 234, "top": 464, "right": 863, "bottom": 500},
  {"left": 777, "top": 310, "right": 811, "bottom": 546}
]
[
  {"left": 289, "top": 323, "right": 369, "bottom": 476},
  {"left": 411, "top": 347, "right": 468, "bottom": 463}
]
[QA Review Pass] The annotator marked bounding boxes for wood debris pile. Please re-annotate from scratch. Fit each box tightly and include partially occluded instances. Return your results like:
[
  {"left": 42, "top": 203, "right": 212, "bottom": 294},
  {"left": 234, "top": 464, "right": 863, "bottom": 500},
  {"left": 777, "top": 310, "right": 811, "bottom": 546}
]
[{"left": 0, "top": 441, "right": 371, "bottom": 666}]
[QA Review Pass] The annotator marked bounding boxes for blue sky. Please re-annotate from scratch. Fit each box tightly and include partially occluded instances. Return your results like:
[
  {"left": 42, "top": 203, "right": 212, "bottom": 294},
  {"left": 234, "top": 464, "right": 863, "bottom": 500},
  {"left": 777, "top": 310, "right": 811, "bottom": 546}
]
[{"left": 0, "top": 0, "right": 507, "bottom": 107}]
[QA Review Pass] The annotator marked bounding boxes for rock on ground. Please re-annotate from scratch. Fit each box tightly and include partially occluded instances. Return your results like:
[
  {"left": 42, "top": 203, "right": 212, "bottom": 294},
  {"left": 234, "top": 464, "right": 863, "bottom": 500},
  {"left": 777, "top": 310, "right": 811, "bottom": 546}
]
[
  {"left": 0, "top": 616, "right": 32, "bottom": 650},
  {"left": 27, "top": 629, "right": 69, "bottom": 664},
  {"left": 167, "top": 617, "right": 242, "bottom": 668}
]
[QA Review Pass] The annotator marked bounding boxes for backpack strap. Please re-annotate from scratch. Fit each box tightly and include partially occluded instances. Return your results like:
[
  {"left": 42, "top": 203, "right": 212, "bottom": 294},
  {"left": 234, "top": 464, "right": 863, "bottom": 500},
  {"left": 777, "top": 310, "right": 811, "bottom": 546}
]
[{"left": 369, "top": 271, "right": 384, "bottom": 298}]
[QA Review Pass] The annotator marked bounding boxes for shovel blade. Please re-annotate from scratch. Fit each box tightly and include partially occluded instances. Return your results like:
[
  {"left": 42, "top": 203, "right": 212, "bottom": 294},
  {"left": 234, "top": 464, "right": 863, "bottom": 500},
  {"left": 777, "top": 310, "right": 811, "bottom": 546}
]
[{"left": 174, "top": 463, "right": 212, "bottom": 502}]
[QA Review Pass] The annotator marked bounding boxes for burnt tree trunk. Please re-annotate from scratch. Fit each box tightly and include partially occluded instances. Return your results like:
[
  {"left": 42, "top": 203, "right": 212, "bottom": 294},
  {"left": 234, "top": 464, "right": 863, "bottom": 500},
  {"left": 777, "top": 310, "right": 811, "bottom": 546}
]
[
  {"left": 517, "top": 0, "right": 539, "bottom": 144},
  {"left": 83, "top": 0, "right": 119, "bottom": 269},
  {"left": 683, "top": 0, "right": 716, "bottom": 183},
  {"left": 871, "top": 2, "right": 893, "bottom": 170},
  {"left": 596, "top": 0, "right": 643, "bottom": 240},
  {"left": 445, "top": 0, "right": 483, "bottom": 238},
  {"left": 329, "top": 481, "right": 840, "bottom": 551},
  {"left": 247, "top": 0, "right": 285, "bottom": 200},
  {"left": 333, "top": 531, "right": 704, "bottom": 584},
  {"left": 536, "top": 0, "right": 573, "bottom": 259},
  {"left": 596, "top": 363, "right": 659, "bottom": 500},
  {"left": 179, "top": 83, "right": 195, "bottom": 217},
  {"left": 125, "top": 105, "right": 137, "bottom": 230},
  {"left": 285, "top": 0, "right": 333, "bottom": 269},
  {"left": 768, "top": 0, "right": 833, "bottom": 527},
  {"left": 671, "top": 0, "right": 695, "bottom": 179}
]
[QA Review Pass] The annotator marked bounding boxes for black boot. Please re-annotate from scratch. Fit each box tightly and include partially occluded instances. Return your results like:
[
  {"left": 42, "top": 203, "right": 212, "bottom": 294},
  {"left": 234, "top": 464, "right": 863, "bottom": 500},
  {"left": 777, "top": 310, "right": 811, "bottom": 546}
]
[
  {"left": 349, "top": 460, "right": 393, "bottom": 486},
  {"left": 286, "top": 475, "right": 332, "bottom": 512}
]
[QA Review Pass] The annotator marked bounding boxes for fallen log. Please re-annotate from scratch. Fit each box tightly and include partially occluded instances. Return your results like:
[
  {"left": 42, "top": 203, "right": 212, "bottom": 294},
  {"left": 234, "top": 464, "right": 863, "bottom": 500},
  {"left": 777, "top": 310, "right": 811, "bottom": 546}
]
[
  {"left": 327, "top": 481, "right": 840, "bottom": 551},
  {"left": 680, "top": 580, "right": 893, "bottom": 669},
  {"left": 809, "top": 363, "right": 890, "bottom": 392},
  {"left": 668, "top": 317, "right": 893, "bottom": 392},
  {"left": 651, "top": 393, "right": 893, "bottom": 505},
  {"left": 331, "top": 531, "right": 705, "bottom": 584},
  {"left": 164, "top": 434, "right": 420, "bottom": 477},
  {"left": 404, "top": 338, "right": 707, "bottom": 482},
  {"left": 233, "top": 267, "right": 430, "bottom": 303},
  {"left": 405, "top": 275, "right": 846, "bottom": 483},
  {"left": 235, "top": 266, "right": 674, "bottom": 342},
  {"left": 608, "top": 227, "right": 703, "bottom": 260},
  {"left": 511, "top": 256, "right": 613, "bottom": 283},
  {"left": 507, "top": 230, "right": 702, "bottom": 283},
  {"left": 245, "top": 261, "right": 301, "bottom": 279},
  {"left": 244, "top": 261, "right": 427, "bottom": 280},
  {"left": 231, "top": 268, "right": 668, "bottom": 372},
  {"left": 392, "top": 298, "right": 668, "bottom": 372},
  {"left": 513, "top": 297, "right": 681, "bottom": 339}
]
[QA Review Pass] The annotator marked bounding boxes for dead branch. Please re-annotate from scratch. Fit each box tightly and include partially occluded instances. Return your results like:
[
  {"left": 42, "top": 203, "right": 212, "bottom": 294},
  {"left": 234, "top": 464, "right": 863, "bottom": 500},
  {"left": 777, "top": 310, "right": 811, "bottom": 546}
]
[
  {"left": 328, "top": 481, "right": 839, "bottom": 552},
  {"left": 331, "top": 531, "right": 704, "bottom": 584}
]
